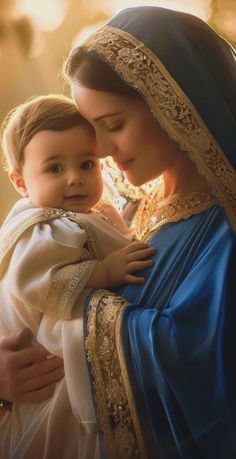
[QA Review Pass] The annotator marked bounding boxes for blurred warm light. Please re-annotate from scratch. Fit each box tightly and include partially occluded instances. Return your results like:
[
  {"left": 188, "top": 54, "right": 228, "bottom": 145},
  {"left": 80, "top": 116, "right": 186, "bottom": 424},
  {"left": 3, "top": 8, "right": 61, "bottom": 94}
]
[
  {"left": 15, "top": 0, "right": 69, "bottom": 31},
  {"left": 85, "top": 0, "right": 212, "bottom": 21},
  {"left": 27, "top": 25, "right": 45, "bottom": 58},
  {"left": 72, "top": 23, "right": 106, "bottom": 48},
  {"left": 73, "top": 0, "right": 212, "bottom": 48},
  {"left": 216, "top": 0, "right": 236, "bottom": 8},
  {"left": 213, "top": 10, "right": 236, "bottom": 42},
  {"left": 102, "top": 163, "right": 127, "bottom": 213},
  {"left": 0, "top": 0, "right": 18, "bottom": 19}
]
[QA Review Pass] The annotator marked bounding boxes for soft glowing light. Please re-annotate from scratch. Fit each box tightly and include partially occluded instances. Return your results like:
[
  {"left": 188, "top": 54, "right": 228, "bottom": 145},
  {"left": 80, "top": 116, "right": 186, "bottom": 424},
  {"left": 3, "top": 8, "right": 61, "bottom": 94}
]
[
  {"left": 214, "top": 10, "right": 236, "bottom": 42},
  {"left": 217, "top": 0, "right": 236, "bottom": 8},
  {"left": 102, "top": 163, "right": 127, "bottom": 213},
  {"left": 73, "top": 0, "right": 212, "bottom": 50},
  {"left": 15, "top": 0, "right": 68, "bottom": 31},
  {"left": 86, "top": 0, "right": 211, "bottom": 22},
  {"left": 72, "top": 23, "right": 105, "bottom": 49}
]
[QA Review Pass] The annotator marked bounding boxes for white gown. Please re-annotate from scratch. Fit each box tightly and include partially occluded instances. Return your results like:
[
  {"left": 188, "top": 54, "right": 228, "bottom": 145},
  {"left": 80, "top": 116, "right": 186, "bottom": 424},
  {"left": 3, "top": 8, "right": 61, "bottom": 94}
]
[{"left": 0, "top": 198, "right": 131, "bottom": 459}]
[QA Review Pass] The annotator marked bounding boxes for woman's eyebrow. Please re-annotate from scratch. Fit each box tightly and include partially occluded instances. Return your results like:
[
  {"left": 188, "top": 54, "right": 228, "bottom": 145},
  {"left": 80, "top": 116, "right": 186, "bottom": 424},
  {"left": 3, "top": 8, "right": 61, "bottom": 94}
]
[{"left": 93, "top": 111, "right": 122, "bottom": 121}]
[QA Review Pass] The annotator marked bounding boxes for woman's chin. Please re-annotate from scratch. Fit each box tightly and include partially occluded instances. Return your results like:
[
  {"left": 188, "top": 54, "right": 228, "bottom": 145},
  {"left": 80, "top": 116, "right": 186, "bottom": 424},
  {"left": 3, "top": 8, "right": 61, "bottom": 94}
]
[
  {"left": 124, "top": 173, "right": 146, "bottom": 187},
  {"left": 125, "top": 170, "right": 162, "bottom": 187}
]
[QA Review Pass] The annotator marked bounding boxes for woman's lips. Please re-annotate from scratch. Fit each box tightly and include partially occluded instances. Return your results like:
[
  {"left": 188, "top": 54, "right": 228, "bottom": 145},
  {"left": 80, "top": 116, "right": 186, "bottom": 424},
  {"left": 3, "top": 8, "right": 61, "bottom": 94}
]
[{"left": 116, "top": 159, "right": 134, "bottom": 171}]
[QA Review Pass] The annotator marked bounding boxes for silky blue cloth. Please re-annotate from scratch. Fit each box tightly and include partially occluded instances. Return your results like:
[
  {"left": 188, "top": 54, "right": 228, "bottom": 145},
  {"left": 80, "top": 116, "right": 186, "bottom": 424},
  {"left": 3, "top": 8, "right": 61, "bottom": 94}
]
[{"left": 118, "top": 205, "right": 236, "bottom": 458}]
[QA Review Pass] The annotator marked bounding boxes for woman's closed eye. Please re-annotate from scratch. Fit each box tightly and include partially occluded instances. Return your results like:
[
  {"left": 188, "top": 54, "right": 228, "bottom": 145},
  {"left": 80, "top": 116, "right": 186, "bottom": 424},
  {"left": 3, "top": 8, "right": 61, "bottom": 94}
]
[{"left": 106, "top": 122, "right": 124, "bottom": 132}]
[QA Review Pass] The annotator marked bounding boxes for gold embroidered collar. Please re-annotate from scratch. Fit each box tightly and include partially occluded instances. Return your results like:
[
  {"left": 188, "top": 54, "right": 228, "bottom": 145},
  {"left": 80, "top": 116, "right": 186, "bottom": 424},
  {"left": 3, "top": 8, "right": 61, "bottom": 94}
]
[{"left": 131, "top": 191, "right": 218, "bottom": 241}]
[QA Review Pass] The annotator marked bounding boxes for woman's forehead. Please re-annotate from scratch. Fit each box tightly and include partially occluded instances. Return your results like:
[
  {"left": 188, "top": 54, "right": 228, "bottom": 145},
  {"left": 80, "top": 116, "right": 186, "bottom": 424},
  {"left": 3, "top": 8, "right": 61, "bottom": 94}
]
[{"left": 72, "top": 85, "right": 135, "bottom": 119}]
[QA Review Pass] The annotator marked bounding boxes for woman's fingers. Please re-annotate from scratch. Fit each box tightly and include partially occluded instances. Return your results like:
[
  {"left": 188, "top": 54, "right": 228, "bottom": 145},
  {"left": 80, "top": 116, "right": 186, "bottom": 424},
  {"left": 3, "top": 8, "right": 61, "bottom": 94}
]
[
  {"left": 19, "top": 382, "right": 58, "bottom": 404},
  {"left": 8, "top": 345, "right": 49, "bottom": 369},
  {"left": 20, "top": 364, "right": 64, "bottom": 394},
  {"left": 19, "top": 355, "right": 64, "bottom": 381},
  {"left": 0, "top": 328, "right": 32, "bottom": 351},
  {"left": 0, "top": 338, "right": 64, "bottom": 402},
  {"left": 10, "top": 357, "right": 64, "bottom": 402}
]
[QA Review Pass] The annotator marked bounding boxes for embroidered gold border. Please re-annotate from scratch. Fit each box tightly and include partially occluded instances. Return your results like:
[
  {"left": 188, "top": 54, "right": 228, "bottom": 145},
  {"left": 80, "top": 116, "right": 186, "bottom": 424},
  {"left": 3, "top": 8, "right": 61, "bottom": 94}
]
[
  {"left": 115, "top": 307, "right": 149, "bottom": 459},
  {"left": 44, "top": 260, "right": 97, "bottom": 318},
  {"left": 85, "top": 289, "right": 148, "bottom": 458},
  {"left": 81, "top": 25, "right": 236, "bottom": 230}
]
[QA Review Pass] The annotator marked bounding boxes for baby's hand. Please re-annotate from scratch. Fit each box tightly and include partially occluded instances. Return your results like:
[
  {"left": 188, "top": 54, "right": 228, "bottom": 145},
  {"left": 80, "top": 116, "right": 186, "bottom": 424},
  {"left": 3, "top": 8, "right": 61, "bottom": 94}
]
[{"left": 102, "top": 241, "right": 156, "bottom": 287}]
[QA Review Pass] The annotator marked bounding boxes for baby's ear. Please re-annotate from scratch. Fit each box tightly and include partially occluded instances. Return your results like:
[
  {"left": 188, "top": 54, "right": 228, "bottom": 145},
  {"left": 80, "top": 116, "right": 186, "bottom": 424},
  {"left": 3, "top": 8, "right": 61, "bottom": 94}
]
[{"left": 10, "top": 171, "right": 28, "bottom": 197}]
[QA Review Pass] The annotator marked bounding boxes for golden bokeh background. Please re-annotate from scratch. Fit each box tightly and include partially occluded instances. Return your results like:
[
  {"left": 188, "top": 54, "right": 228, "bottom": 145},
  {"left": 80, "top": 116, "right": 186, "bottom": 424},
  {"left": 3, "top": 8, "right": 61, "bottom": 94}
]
[{"left": 0, "top": 0, "right": 235, "bottom": 224}]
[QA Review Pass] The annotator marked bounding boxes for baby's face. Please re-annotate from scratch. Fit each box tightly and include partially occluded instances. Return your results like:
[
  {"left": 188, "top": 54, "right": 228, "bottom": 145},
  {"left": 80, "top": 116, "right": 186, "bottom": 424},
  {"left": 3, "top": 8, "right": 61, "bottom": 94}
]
[{"left": 19, "top": 123, "right": 103, "bottom": 213}]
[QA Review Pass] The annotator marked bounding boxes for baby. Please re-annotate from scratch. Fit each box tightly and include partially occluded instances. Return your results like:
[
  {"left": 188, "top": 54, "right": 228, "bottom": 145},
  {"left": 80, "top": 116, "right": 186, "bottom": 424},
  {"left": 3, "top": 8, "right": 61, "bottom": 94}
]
[
  {"left": 0, "top": 94, "right": 155, "bottom": 459},
  {"left": 0, "top": 94, "right": 155, "bottom": 319}
]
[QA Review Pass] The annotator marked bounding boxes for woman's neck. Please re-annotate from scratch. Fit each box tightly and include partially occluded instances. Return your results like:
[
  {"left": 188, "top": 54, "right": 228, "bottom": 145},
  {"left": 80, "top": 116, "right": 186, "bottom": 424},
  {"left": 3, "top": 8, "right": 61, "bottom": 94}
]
[{"left": 162, "top": 153, "right": 211, "bottom": 198}]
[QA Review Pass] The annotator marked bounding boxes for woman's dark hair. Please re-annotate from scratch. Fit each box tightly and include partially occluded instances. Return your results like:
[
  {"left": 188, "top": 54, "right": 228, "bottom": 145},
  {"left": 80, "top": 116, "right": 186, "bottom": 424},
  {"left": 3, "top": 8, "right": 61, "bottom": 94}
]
[{"left": 65, "top": 47, "right": 140, "bottom": 98}]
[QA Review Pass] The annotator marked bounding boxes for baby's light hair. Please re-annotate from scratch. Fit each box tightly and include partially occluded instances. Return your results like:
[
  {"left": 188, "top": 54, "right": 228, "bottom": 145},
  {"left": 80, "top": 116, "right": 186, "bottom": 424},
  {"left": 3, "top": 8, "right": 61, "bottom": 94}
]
[{"left": 1, "top": 94, "right": 86, "bottom": 173}]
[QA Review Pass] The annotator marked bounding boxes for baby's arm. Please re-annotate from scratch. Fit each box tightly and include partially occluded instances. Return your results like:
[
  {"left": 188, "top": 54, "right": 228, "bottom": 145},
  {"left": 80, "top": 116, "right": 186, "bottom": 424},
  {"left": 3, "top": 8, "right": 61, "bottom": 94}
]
[
  {"left": 87, "top": 241, "right": 156, "bottom": 288},
  {"left": 5, "top": 217, "right": 97, "bottom": 320}
]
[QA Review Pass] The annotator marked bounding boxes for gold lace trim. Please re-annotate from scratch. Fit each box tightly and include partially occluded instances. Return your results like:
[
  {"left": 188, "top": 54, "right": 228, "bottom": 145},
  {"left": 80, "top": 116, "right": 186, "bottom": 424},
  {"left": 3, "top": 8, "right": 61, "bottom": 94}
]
[
  {"left": 132, "top": 191, "right": 218, "bottom": 241},
  {"left": 85, "top": 289, "right": 148, "bottom": 459},
  {"left": 82, "top": 25, "right": 236, "bottom": 230},
  {"left": 44, "top": 260, "right": 97, "bottom": 319}
]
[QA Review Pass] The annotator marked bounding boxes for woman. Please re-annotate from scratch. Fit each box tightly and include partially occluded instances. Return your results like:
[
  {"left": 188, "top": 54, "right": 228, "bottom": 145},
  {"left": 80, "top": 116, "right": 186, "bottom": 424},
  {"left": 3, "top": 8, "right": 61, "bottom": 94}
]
[{"left": 64, "top": 6, "right": 236, "bottom": 459}]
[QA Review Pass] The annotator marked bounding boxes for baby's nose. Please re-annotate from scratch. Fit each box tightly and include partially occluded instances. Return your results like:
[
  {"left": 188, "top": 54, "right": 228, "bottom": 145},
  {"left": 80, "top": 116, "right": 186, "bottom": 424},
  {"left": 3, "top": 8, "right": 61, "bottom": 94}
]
[{"left": 67, "top": 172, "right": 83, "bottom": 186}]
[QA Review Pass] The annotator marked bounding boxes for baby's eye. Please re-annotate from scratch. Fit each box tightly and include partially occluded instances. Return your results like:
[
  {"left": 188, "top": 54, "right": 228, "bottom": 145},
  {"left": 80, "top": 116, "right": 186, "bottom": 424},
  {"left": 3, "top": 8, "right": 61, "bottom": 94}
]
[
  {"left": 81, "top": 160, "right": 95, "bottom": 170},
  {"left": 47, "top": 163, "right": 63, "bottom": 174}
]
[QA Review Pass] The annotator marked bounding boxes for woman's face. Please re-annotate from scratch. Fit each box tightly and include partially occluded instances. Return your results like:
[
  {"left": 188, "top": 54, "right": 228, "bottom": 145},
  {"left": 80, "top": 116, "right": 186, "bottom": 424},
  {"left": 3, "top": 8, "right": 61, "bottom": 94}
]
[{"left": 73, "top": 84, "right": 182, "bottom": 186}]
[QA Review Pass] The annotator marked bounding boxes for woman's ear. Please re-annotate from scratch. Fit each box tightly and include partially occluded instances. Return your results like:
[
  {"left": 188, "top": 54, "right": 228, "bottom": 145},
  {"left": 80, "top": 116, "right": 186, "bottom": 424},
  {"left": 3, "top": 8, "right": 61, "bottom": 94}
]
[{"left": 10, "top": 171, "right": 28, "bottom": 197}]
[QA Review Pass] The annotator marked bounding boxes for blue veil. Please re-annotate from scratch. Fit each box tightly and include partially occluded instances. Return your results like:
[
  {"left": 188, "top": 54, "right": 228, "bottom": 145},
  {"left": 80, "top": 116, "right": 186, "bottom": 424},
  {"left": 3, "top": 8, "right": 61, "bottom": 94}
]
[
  {"left": 68, "top": 7, "right": 236, "bottom": 459},
  {"left": 78, "top": 6, "right": 236, "bottom": 229}
]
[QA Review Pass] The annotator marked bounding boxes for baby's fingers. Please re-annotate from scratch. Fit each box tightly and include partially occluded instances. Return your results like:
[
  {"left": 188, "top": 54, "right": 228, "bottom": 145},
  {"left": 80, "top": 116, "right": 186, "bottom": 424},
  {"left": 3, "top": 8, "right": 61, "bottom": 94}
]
[
  {"left": 127, "top": 246, "right": 156, "bottom": 262},
  {"left": 125, "top": 274, "right": 146, "bottom": 284},
  {"left": 126, "top": 241, "right": 156, "bottom": 252},
  {"left": 127, "top": 260, "right": 154, "bottom": 272}
]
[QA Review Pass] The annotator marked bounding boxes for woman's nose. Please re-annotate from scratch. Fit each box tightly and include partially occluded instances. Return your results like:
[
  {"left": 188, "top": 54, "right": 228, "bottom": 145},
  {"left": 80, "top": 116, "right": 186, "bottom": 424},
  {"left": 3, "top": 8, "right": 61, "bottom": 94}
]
[{"left": 95, "top": 132, "right": 116, "bottom": 159}]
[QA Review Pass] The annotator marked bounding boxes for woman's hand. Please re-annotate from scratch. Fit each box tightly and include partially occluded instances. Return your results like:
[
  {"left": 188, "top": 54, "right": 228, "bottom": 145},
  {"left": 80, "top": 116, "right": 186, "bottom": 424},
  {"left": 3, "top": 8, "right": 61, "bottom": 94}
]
[{"left": 0, "top": 328, "right": 64, "bottom": 403}]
